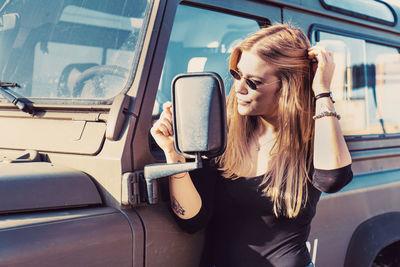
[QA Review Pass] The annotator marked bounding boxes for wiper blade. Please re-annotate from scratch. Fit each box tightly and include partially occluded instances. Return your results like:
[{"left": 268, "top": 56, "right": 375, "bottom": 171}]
[
  {"left": 0, "top": 81, "right": 34, "bottom": 114},
  {"left": 0, "top": 81, "right": 19, "bottom": 87}
]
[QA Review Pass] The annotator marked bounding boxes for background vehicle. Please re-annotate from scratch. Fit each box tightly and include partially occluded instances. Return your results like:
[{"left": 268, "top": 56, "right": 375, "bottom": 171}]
[{"left": 1, "top": 0, "right": 400, "bottom": 266}]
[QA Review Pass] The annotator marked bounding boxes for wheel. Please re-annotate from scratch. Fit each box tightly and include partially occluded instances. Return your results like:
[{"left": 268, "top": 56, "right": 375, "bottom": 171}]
[{"left": 372, "top": 242, "right": 400, "bottom": 267}]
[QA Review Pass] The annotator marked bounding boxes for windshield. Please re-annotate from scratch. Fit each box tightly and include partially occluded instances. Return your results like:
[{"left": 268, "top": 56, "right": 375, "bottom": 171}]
[{"left": 0, "top": 0, "right": 151, "bottom": 103}]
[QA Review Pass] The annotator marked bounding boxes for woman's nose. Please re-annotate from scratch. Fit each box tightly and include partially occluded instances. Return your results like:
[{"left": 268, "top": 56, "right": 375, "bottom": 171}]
[{"left": 234, "top": 79, "right": 248, "bottom": 95}]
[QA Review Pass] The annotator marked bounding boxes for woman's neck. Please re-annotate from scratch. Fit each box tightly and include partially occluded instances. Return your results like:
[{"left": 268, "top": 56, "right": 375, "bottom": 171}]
[
  {"left": 257, "top": 117, "right": 277, "bottom": 140},
  {"left": 244, "top": 117, "right": 277, "bottom": 177}
]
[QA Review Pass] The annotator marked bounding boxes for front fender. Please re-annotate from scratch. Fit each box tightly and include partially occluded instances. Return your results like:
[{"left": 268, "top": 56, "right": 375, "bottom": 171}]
[
  {"left": 0, "top": 162, "right": 102, "bottom": 214},
  {"left": 344, "top": 212, "right": 400, "bottom": 267}
]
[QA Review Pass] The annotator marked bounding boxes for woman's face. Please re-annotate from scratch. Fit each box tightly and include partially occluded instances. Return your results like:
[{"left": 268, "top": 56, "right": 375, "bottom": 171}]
[{"left": 234, "top": 51, "right": 281, "bottom": 120}]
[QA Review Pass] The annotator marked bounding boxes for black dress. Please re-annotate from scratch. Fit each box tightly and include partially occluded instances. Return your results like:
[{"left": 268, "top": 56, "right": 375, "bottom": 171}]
[{"left": 173, "top": 160, "right": 353, "bottom": 267}]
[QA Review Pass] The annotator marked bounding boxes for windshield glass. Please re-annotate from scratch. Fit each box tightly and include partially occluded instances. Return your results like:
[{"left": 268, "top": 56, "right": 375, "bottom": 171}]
[{"left": 0, "top": 0, "right": 151, "bottom": 102}]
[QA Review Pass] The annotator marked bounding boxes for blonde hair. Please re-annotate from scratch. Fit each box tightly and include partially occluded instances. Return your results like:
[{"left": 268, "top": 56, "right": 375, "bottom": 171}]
[{"left": 218, "top": 24, "right": 315, "bottom": 218}]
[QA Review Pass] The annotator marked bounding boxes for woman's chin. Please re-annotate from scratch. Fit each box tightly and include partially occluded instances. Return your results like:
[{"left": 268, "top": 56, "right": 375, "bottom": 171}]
[{"left": 237, "top": 105, "right": 254, "bottom": 116}]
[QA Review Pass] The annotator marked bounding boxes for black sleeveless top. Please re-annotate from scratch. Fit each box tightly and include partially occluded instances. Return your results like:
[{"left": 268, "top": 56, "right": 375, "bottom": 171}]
[{"left": 173, "top": 161, "right": 353, "bottom": 267}]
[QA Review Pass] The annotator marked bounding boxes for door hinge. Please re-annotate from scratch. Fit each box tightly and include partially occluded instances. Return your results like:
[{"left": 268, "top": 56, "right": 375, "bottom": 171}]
[{"left": 122, "top": 171, "right": 155, "bottom": 206}]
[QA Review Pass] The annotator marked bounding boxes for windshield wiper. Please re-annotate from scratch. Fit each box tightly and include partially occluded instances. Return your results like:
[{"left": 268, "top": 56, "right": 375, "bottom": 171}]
[{"left": 0, "top": 81, "right": 35, "bottom": 114}]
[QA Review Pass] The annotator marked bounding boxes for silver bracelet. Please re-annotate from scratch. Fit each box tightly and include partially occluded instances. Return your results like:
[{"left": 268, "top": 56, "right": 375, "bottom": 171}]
[{"left": 313, "top": 111, "right": 341, "bottom": 120}]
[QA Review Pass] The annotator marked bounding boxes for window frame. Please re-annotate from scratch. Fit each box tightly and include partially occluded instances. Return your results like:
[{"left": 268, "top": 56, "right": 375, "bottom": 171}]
[
  {"left": 310, "top": 24, "right": 400, "bottom": 49},
  {"left": 309, "top": 24, "right": 400, "bottom": 142},
  {"left": 319, "top": 0, "right": 397, "bottom": 26}
]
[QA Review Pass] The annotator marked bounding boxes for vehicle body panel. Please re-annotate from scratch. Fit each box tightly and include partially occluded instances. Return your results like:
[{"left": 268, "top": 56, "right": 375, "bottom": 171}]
[
  {"left": 1, "top": 0, "right": 400, "bottom": 266},
  {"left": 0, "top": 207, "right": 135, "bottom": 267},
  {"left": 0, "top": 162, "right": 101, "bottom": 213}
]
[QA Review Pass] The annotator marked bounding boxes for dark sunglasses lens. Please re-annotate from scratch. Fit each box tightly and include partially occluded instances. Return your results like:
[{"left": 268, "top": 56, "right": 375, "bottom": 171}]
[
  {"left": 230, "top": 69, "right": 241, "bottom": 80},
  {"left": 230, "top": 69, "right": 257, "bottom": 90},
  {"left": 246, "top": 80, "right": 257, "bottom": 90}
]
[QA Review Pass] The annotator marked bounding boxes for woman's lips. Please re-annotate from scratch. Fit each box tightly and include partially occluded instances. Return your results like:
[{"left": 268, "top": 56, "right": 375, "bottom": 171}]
[{"left": 237, "top": 98, "right": 251, "bottom": 105}]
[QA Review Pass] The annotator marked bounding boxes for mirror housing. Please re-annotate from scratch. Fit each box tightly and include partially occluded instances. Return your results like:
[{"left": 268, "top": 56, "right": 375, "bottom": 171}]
[
  {"left": 172, "top": 72, "right": 226, "bottom": 158},
  {"left": 144, "top": 72, "right": 226, "bottom": 204}
]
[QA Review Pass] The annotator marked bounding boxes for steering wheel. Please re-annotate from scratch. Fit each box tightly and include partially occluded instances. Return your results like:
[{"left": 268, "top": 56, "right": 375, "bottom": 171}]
[{"left": 72, "top": 65, "right": 129, "bottom": 98}]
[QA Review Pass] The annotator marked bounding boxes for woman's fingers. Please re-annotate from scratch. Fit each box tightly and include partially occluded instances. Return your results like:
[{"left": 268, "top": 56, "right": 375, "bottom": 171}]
[
  {"left": 160, "top": 104, "right": 174, "bottom": 136},
  {"left": 149, "top": 101, "right": 179, "bottom": 154},
  {"left": 151, "top": 101, "right": 175, "bottom": 139},
  {"left": 163, "top": 102, "right": 173, "bottom": 115},
  {"left": 308, "top": 46, "right": 334, "bottom": 63},
  {"left": 157, "top": 122, "right": 173, "bottom": 137},
  {"left": 308, "top": 46, "right": 333, "bottom": 64},
  {"left": 308, "top": 46, "right": 335, "bottom": 93},
  {"left": 152, "top": 114, "right": 173, "bottom": 137},
  {"left": 308, "top": 46, "right": 328, "bottom": 65},
  {"left": 160, "top": 117, "right": 174, "bottom": 136},
  {"left": 160, "top": 107, "right": 172, "bottom": 124}
]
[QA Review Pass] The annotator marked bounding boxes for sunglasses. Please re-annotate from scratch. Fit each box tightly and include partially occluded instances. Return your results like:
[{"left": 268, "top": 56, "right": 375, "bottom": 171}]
[{"left": 229, "top": 69, "right": 280, "bottom": 90}]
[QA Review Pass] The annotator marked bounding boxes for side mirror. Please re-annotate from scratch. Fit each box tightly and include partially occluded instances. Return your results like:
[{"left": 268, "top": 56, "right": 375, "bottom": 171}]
[
  {"left": 172, "top": 72, "right": 226, "bottom": 158},
  {"left": 144, "top": 72, "right": 227, "bottom": 204}
]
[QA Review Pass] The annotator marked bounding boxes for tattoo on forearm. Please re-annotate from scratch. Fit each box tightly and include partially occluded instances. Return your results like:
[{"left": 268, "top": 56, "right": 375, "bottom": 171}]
[{"left": 172, "top": 196, "right": 185, "bottom": 216}]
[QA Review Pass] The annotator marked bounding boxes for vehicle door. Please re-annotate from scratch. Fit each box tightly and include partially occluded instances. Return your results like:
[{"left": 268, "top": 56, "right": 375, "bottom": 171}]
[{"left": 131, "top": 0, "right": 282, "bottom": 266}]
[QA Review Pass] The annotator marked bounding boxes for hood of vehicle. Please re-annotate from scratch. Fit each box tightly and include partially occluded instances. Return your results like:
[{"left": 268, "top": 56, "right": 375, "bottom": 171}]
[{"left": 0, "top": 162, "right": 102, "bottom": 214}]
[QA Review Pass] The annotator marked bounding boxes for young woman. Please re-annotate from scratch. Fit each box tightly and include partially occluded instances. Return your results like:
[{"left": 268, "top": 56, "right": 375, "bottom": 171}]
[{"left": 151, "top": 23, "right": 353, "bottom": 267}]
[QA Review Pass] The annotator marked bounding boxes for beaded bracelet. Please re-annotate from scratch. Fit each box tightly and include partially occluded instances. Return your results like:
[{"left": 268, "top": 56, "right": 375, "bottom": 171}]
[
  {"left": 312, "top": 111, "right": 341, "bottom": 120},
  {"left": 171, "top": 172, "right": 188, "bottom": 179}
]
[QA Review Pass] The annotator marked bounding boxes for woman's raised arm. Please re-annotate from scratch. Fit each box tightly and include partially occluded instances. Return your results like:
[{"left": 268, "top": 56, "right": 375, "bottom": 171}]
[
  {"left": 150, "top": 102, "right": 202, "bottom": 219},
  {"left": 308, "top": 46, "right": 352, "bottom": 170}
]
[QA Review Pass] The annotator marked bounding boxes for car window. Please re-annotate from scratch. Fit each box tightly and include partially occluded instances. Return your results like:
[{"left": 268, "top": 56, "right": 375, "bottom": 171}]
[
  {"left": 152, "top": 4, "right": 263, "bottom": 116},
  {"left": 315, "top": 31, "right": 400, "bottom": 136},
  {"left": 367, "top": 43, "right": 400, "bottom": 134},
  {"left": 0, "top": 0, "right": 151, "bottom": 102}
]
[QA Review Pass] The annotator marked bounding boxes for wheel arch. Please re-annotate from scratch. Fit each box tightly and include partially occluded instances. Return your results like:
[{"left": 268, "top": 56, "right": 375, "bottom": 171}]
[{"left": 344, "top": 212, "right": 400, "bottom": 267}]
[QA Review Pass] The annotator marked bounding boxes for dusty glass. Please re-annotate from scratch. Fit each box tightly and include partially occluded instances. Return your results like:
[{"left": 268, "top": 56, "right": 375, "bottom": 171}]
[
  {"left": 0, "top": 0, "right": 151, "bottom": 102},
  {"left": 316, "top": 31, "right": 400, "bottom": 135}
]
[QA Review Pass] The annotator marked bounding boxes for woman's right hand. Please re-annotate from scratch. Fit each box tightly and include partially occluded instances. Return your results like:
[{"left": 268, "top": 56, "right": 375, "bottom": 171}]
[
  {"left": 150, "top": 102, "right": 181, "bottom": 159},
  {"left": 152, "top": 102, "right": 200, "bottom": 220}
]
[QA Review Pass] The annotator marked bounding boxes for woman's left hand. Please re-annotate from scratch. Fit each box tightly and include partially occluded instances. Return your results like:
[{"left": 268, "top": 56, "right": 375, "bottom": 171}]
[{"left": 308, "top": 46, "right": 335, "bottom": 95}]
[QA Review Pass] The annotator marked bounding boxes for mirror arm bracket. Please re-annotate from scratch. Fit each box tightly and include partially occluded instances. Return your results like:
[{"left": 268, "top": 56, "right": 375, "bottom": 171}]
[{"left": 144, "top": 153, "right": 202, "bottom": 204}]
